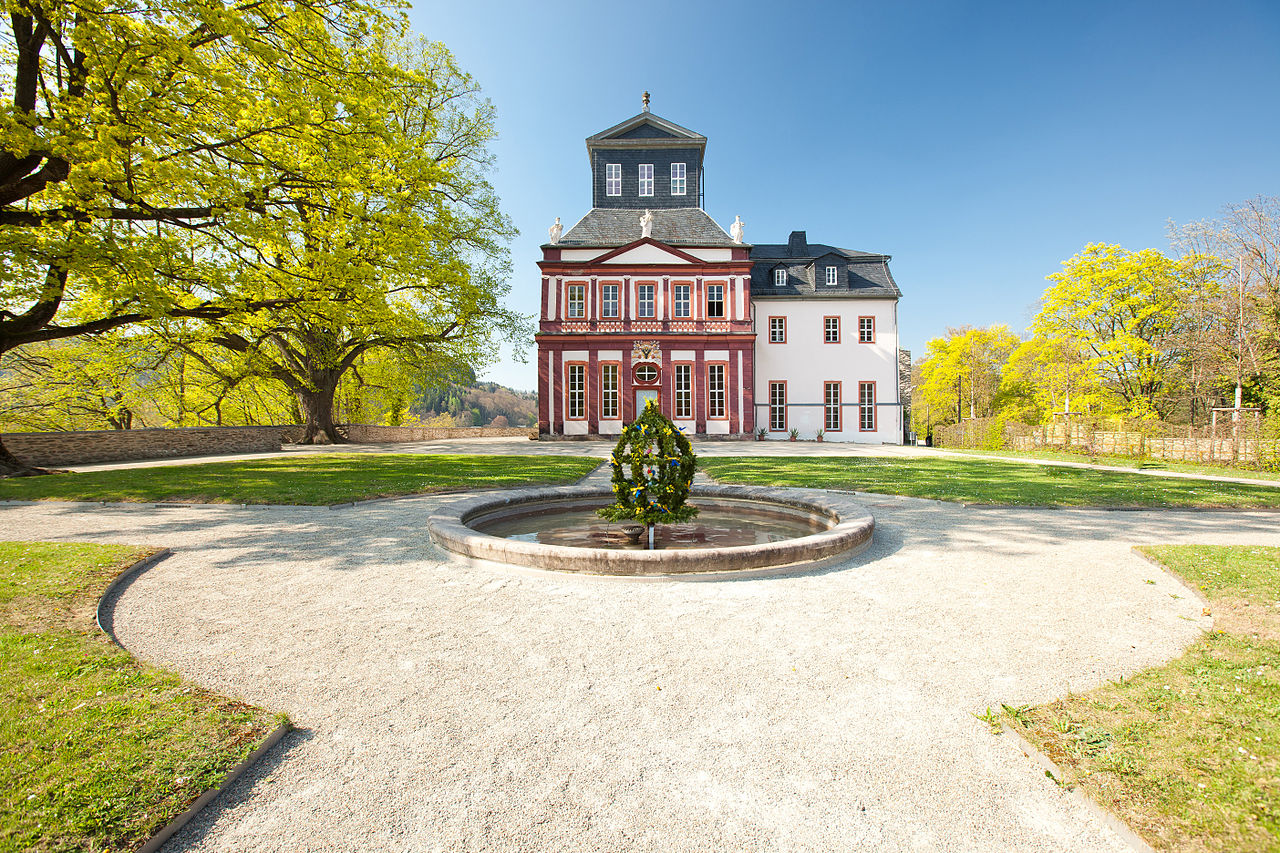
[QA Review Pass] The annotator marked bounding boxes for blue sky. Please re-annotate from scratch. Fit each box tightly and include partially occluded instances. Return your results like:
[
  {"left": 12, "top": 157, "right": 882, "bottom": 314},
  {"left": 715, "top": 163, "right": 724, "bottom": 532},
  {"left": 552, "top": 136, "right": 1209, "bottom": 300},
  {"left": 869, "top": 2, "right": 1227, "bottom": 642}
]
[{"left": 408, "top": 0, "right": 1280, "bottom": 391}]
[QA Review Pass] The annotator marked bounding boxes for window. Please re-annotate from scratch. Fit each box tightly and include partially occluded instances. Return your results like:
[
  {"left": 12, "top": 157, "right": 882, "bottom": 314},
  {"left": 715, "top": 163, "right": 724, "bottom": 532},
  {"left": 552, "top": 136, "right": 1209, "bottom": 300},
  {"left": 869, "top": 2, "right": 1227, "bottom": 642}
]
[
  {"left": 824, "top": 382, "right": 841, "bottom": 431},
  {"left": 858, "top": 316, "right": 875, "bottom": 343},
  {"left": 774, "top": 267, "right": 787, "bottom": 287},
  {"left": 673, "top": 284, "right": 691, "bottom": 318},
  {"left": 674, "top": 364, "right": 692, "bottom": 419},
  {"left": 768, "top": 316, "right": 785, "bottom": 343},
  {"left": 566, "top": 363, "right": 585, "bottom": 420},
  {"left": 566, "top": 284, "right": 585, "bottom": 318},
  {"left": 707, "top": 284, "right": 724, "bottom": 318},
  {"left": 707, "top": 364, "right": 726, "bottom": 419},
  {"left": 633, "top": 362, "right": 659, "bottom": 384},
  {"left": 638, "top": 164, "right": 654, "bottom": 197},
  {"left": 824, "top": 316, "right": 840, "bottom": 343},
  {"left": 637, "top": 283, "right": 655, "bottom": 318},
  {"left": 859, "top": 381, "right": 875, "bottom": 431},
  {"left": 825, "top": 266, "right": 838, "bottom": 286},
  {"left": 601, "top": 364, "right": 619, "bottom": 419},
  {"left": 606, "top": 163, "right": 621, "bottom": 196},
  {"left": 601, "top": 283, "right": 619, "bottom": 318},
  {"left": 769, "top": 382, "right": 786, "bottom": 431},
  {"left": 670, "top": 162, "right": 686, "bottom": 196}
]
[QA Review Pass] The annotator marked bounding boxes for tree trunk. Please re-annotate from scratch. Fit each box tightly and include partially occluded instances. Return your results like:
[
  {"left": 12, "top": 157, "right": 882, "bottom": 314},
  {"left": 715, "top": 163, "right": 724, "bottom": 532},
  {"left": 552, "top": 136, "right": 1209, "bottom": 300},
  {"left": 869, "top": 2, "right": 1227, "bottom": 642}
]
[
  {"left": 0, "top": 434, "right": 58, "bottom": 477},
  {"left": 294, "top": 379, "right": 346, "bottom": 445}
]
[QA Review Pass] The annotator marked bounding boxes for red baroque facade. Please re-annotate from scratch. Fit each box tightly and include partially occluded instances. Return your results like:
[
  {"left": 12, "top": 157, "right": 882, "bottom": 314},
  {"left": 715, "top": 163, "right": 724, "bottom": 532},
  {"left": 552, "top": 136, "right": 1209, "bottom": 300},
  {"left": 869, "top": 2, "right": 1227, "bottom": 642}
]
[{"left": 537, "top": 239, "right": 756, "bottom": 437}]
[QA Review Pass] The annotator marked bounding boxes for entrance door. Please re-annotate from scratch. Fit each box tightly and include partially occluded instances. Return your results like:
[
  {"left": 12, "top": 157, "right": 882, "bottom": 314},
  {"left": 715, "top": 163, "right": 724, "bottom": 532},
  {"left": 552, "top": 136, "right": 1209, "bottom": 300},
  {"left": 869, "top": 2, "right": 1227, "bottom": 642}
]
[{"left": 635, "top": 389, "right": 659, "bottom": 417}]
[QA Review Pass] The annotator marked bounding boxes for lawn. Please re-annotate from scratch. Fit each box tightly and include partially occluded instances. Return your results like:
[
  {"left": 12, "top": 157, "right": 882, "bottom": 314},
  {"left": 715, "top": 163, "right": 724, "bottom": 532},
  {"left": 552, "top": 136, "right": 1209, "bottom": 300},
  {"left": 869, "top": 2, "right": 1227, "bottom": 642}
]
[
  {"left": 1001, "top": 546, "right": 1280, "bottom": 851},
  {"left": 0, "top": 542, "right": 277, "bottom": 852},
  {"left": 0, "top": 454, "right": 599, "bottom": 505},
  {"left": 698, "top": 456, "right": 1280, "bottom": 508},
  {"left": 941, "top": 447, "right": 1280, "bottom": 483}
]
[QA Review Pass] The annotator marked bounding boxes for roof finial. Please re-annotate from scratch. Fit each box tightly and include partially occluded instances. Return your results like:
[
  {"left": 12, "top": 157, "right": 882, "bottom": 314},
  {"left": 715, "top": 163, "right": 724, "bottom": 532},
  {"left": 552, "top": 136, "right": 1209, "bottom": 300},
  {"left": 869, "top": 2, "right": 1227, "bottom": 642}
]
[{"left": 642, "top": 91, "right": 650, "bottom": 113}]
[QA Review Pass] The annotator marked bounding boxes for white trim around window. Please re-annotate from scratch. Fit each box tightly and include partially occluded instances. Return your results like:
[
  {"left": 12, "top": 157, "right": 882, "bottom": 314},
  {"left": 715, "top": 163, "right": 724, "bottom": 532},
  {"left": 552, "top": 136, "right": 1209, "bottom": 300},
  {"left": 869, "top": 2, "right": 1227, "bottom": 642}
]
[
  {"left": 605, "top": 163, "right": 621, "bottom": 197},
  {"left": 774, "top": 267, "right": 786, "bottom": 287},
  {"left": 825, "top": 266, "right": 838, "bottom": 286},
  {"left": 670, "top": 162, "right": 686, "bottom": 196},
  {"left": 638, "top": 164, "right": 654, "bottom": 197}
]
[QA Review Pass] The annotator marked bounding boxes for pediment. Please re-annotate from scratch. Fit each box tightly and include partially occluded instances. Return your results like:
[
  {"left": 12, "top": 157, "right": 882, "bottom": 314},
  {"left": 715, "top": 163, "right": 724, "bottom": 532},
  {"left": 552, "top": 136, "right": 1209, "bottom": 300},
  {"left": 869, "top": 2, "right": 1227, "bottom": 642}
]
[
  {"left": 587, "top": 112, "right": 705, "bottom": 144},
  {"left": 591, "top": 238, "right": 703, "bottom": 265}
]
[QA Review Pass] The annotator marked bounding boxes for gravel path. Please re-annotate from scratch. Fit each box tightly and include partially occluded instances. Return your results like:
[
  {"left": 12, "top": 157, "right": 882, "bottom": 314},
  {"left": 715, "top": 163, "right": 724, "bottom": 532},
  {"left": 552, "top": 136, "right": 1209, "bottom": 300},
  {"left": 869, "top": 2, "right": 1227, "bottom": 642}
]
[{"left": 4, "top": 493, "right": 1278, "bottom": 851}]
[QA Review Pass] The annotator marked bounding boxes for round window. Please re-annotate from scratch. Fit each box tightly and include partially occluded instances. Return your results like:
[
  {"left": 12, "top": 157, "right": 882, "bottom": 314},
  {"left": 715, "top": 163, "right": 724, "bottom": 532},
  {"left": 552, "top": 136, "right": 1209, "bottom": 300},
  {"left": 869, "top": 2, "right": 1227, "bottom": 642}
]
[{"left": 633, "top": 362, "right": 659, "bottom": 385}]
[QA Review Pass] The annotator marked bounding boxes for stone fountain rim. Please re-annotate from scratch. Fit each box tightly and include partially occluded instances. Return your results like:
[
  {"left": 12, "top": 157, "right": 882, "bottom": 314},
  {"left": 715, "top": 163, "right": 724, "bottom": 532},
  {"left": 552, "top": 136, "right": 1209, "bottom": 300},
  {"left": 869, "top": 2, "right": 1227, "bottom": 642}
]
[{"left": 426, "top": 483, "right": 874, "bottom": 578}]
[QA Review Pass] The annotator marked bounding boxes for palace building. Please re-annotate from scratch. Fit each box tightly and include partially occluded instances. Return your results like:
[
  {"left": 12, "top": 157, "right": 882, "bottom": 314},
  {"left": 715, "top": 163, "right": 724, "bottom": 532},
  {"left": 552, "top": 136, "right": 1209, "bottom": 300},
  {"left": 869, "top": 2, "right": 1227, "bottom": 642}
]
[{"left": 535, "top": 101, "right": 903, "bottom": 443}]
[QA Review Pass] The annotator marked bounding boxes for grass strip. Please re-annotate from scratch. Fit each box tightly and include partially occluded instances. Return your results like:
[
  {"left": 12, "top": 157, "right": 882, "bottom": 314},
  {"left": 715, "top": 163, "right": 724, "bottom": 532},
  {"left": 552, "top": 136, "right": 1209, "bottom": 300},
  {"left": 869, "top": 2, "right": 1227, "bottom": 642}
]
[
  {"left": 941, "top": 447, "right": 1280, "bottom": 483},
  {"left": 995, "top": 545, "right": 1280, "bottom": 851},
  {"left": 0, "top": 541, "right": 276, "bottom": 852},
  {"left": 0, "top": 454, "right": 600, "bottom": 506},
  {"left": 698, "top": 456, "right": 1280, "bottom": 508}
]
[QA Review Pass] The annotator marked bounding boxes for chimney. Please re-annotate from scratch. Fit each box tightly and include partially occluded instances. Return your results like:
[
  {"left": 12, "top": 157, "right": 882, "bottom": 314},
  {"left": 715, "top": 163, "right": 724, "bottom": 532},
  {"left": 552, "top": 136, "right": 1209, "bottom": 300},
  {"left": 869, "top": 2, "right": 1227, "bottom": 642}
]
[{"left": 787, "top": 230, "right": 808, "bottom": 257}]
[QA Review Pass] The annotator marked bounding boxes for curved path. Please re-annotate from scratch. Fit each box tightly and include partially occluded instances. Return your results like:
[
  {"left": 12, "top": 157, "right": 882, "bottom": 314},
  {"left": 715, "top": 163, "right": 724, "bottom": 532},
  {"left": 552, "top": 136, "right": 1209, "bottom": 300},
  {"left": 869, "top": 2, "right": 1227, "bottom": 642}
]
[{"left": 4, "top": 493, "right": 1278, "bottom": 851}]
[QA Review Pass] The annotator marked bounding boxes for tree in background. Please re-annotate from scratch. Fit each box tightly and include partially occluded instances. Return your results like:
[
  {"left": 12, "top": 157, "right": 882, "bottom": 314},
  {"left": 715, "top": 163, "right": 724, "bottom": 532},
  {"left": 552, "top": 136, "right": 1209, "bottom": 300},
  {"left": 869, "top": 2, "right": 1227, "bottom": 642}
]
[
  {"left": 915, "top": 325, "right": 1020, "bottom": 431},
  {"left": 1035, "top": 244, "right": 1225, "bottom": 419},
  {"left": 1001, "top": 334, "right": 1102, "bottom": 423}
]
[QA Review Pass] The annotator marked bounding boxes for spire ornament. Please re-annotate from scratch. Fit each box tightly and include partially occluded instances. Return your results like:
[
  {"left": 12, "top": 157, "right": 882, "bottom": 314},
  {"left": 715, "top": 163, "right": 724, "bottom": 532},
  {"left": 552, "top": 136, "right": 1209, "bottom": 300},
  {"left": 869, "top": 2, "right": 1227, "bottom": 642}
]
[{"left": 642, "top": 91, "right": 650, "bottom": 113}]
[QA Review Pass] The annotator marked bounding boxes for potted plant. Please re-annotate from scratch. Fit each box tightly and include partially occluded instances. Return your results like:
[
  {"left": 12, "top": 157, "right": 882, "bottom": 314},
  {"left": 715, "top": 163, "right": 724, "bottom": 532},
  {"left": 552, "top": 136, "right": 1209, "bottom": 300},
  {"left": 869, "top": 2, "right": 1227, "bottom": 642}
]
[
  {"left": 756, "top": 427, "right": 767, "bottom": 441},
  {"left": 788, "top": 427, "right": 799, "bottom": 442},
  {"left": 816, "top": 429, "right": 824, "bottom": 442}
]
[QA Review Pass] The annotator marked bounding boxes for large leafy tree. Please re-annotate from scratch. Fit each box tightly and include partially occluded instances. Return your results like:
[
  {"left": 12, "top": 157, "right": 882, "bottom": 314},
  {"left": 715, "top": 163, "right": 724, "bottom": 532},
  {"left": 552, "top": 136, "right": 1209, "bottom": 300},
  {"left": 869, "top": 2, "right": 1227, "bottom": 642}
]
[
  {"left": 1034, "top": 244, "right": 1225, "bottom": 419},
  {"left": 915, "top": 324, "right": 1020, "bottom": 428},
  {"left": 0, "top": 0, "right": 402, "bottom": 472},
  {"left": 190, "top": 37, "right": 524, "bottom": 443}
]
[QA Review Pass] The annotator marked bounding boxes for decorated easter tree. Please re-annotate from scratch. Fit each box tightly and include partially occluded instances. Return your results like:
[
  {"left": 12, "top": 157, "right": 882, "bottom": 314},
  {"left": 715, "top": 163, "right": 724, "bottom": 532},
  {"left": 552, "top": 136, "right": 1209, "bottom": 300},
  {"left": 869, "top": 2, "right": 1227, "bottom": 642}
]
[{"left": 597, "top": 400, "right": 698, "bottom": 549}]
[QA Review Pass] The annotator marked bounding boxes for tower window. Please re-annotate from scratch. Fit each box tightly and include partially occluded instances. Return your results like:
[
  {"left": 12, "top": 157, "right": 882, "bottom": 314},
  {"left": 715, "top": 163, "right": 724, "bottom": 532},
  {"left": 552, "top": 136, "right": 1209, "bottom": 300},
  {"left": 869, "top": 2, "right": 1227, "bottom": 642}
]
[
  {"left": 671, "top": 162, "right": 686, "bottom": 196},
  {"left": 825, "top": 266, "right": 838, "bottom": 286},
  {"left": 606, "top": 163, "right": 621, "bottom": 196},
  {"left": 638, "top": 164, "right": 654, "bottom": 197}
]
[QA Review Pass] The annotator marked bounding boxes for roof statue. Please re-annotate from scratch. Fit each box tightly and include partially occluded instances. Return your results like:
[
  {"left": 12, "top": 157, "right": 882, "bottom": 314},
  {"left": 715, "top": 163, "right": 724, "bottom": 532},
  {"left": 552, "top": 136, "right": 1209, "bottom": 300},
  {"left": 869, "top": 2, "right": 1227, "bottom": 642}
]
[
  {"left": 730, "top": 215, "right": 745, "bottom": 244},
  {"left": 548, "top": 217, "right": 563, "bottom": 245},
  {"left": 642, "top": 91, "right": 650, "bottom": 113},
  {"left": 640, "top": 208, "right": 654, "bottom": 239}
]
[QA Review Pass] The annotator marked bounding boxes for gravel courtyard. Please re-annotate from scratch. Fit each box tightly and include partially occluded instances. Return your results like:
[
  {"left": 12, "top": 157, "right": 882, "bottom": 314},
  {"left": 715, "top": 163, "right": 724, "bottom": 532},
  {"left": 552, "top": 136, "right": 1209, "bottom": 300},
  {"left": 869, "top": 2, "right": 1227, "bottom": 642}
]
[{"left": 4, "top": 488, "right": 1278, "bottom": 851}]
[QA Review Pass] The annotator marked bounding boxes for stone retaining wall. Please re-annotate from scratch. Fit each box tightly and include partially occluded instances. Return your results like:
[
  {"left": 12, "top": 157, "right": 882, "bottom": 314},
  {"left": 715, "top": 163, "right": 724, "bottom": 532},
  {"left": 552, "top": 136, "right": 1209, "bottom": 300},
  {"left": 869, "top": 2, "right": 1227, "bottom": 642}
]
[
  {"left": 4, "top": 426, "right": 284, "bottom": 467},
  {"left": 276, "top": 424, "right": 537, "bottom": 443}
]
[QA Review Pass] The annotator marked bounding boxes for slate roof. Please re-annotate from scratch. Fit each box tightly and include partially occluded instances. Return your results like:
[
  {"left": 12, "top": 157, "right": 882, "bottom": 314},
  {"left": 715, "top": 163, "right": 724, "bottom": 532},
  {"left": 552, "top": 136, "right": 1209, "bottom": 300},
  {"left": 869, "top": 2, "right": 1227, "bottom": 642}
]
[
  {"left": 750, "top": 231, "right": 901, "bottom": 298},
  {"left": 555, "top": 207, "right": 738, "bottom": 248}
]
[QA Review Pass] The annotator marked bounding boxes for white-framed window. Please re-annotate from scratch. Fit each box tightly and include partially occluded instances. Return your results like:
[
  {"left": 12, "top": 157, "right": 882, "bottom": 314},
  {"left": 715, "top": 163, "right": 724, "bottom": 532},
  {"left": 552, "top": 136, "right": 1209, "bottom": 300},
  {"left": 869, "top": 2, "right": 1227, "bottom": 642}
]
[
  {"left": 859, "top": 381, "right": 876, "bottom": 431},
  {"left": 674, "top": 364, "right": 692, "bottom": 419},
  {"left": 768, "top": 316, "right": 785, "bottom": 343},
  {"left": 774, "top": 267, "right": 786, "bottom": 287},
  {"left": 601, "top": 283, "right": 619, "bottom": 318},
  {"left": 707, "top": 364, "right": 726, "bottom": 419},
  {"left": 825, "top": 266, "right": 838, "bottom": 286},
  {"left": 670, "top": 162, "right": 686, "bottom": 195},
  {"left": 769, "top": 382, "right": 786, "bottom": 431},
  {"left": 637, "top": 283, "right": 655, "bottom": 318},
  {"left": 824, "top": 382, "right": 841, "bottom": 431},
  {"left": 606, "top": 163, "right": 621, "bottom": 196},
  {"left": 566, "top": 363, "right": 585, "bottom": 420},
  {"left": 706, "top": 284, "right": 724, "bottom": 318},
  {"left": 824, "top": 316, "right": 840, "bottom": 343},
  {"left": 601, "top": 363, "right": 619, "bottom": 419},
  {"left": 566, "top": 284, "right": 585, "bottom": 318},
  {"left": 673, "top": 284, "right": 691, "bottom": 318},
  {"left": 858, "top": 316, "right": 875, "bottom": 343},
  {"left": 638, "top": 164, "right": 654, "bottom": 197}
]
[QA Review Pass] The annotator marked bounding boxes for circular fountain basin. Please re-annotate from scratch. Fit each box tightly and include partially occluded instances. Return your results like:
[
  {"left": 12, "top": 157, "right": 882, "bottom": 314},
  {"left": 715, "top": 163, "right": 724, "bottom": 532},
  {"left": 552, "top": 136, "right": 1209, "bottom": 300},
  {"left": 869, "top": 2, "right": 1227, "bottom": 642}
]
[{"left": 427, "top": 484, "right": 874, "bottom": 578}]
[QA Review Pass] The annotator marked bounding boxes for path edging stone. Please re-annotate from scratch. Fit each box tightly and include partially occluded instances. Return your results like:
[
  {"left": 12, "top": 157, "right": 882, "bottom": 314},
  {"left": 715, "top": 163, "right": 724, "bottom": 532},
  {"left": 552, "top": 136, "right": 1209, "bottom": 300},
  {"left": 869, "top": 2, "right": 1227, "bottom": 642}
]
[
  {"left": 95, "top": 549, "right": 294, "bottom": 853},
  {"left": 1001, "top": 724, "right": 1155, "bottom": 853}
]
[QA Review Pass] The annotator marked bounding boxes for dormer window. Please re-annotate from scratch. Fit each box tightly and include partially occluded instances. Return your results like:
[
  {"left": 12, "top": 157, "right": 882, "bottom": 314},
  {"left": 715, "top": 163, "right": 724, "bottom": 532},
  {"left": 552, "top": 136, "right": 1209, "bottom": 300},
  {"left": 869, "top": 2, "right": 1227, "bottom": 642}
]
[
  {"left": 825, "top": 266, "right": 838, "bottom": 286},
  {"left": 773, "top": 268, "right": 786, "bottom": 287},
  {"left": 670, "top": 163, "right": 686, "bottom": 196},
  {"left": 606, "top": 164, "right": 621, "bottom": 196},
  {"left": 638, "top": 164, "right": 654, "bottom": 197}
]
